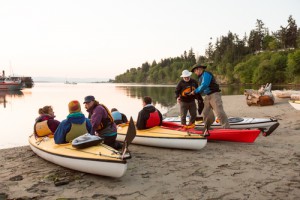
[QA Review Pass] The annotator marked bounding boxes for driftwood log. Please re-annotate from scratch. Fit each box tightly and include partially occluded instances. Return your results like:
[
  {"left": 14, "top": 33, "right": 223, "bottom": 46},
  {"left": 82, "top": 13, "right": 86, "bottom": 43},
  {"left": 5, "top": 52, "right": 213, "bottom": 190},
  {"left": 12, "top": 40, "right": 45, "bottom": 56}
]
[{"left": 244, "top": 83, "right": 274, "bottom": 106}]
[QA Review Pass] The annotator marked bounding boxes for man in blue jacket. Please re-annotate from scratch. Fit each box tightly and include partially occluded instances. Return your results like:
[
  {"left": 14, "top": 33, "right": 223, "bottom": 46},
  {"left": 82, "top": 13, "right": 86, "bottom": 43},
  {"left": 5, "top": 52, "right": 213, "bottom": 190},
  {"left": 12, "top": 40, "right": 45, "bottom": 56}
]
[
  {"left": 189, "top": 64, "right": 230, "bottom": 132},
  {"left": 54, "top": 100, "right": 92, "bottom": 144}
]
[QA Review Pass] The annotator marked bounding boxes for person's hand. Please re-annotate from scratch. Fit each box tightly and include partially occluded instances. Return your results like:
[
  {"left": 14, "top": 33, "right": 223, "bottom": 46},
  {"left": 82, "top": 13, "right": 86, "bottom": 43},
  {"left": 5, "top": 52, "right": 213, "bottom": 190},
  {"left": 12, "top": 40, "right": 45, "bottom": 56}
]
[{"left": 188, "top": 91, "right": 195, "bottom": 95}]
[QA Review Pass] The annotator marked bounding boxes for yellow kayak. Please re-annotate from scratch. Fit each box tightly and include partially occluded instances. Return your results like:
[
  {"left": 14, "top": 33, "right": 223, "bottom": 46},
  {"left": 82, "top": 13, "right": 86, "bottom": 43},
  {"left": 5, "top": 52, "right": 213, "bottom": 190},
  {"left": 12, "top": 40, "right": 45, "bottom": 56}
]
[
  {"left": 29, "top": 118, "right": 137, "bottom": 177},
  {"left": 117, "top": 125, "right": 207, "bottom": 150},
  {"left": 29, "top": 134, "right": 128, "bottom": 177}
]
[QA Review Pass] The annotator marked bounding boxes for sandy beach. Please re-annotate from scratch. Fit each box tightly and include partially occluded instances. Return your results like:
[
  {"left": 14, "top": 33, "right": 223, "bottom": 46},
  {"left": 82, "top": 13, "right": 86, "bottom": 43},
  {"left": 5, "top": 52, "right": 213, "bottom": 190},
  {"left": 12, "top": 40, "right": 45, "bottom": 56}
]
[{"left": 0, "top": 95, "right": 299, "bottom": 200}]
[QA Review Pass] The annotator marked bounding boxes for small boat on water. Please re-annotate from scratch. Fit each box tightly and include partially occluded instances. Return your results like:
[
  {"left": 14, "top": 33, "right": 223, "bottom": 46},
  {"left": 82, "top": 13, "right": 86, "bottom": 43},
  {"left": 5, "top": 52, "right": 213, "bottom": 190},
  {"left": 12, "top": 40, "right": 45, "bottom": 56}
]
[
  {"left": 289, "top": 100, "right": 300, "bottom": 110},
  {"left": 163, "top": 116, "right": 279, "bottom": 136},
  {"left": 0, "top": 70, "right": 22, "bottom": 90},
  {"left": 65, "top": 81, "right": 77, "bottom": 85},
  {"left": 162, "top": 121, "right": 261, "bottom": 143},
  {"left": 0, "top": 77, "right": 22, "bottom": 90},
  {"left": 117, "top": 124, "right": 207, "bottom": 150},
  {"left": 29, "top": 118, "right": 136, "bottom": 177}
]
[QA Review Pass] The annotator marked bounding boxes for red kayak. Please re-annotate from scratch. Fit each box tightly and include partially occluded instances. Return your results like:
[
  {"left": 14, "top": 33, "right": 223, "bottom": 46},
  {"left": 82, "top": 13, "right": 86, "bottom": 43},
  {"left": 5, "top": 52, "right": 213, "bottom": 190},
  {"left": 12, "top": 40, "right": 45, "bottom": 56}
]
[{"left": 161, "top": 121, "right": 261, "bottom": 143}]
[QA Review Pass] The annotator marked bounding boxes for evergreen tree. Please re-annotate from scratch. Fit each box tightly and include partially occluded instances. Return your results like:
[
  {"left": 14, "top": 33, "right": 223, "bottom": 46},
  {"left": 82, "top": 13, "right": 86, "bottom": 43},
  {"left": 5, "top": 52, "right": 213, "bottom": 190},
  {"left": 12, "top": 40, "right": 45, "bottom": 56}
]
[{"left": 285, "top": 15, "right": 298, "bottom": 48}]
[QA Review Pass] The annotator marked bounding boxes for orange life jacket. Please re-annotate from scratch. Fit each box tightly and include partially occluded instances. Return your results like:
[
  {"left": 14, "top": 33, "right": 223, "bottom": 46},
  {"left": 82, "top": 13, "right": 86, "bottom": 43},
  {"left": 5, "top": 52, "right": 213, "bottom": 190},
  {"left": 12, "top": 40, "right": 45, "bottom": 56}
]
[{"left": 35, "top": 120, "right": 53, "bottom": 137}]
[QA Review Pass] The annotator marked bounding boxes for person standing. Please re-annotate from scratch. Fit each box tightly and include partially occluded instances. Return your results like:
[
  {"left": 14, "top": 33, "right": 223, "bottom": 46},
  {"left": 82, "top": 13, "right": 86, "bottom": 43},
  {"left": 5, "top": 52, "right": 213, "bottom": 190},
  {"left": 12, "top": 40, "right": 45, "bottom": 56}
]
[
  {"left": 83, "top": 95, "right": 122, "bottom": 149},
  {"left": 175, "top": 69, "right": 199, "bottom": 127},
  {"left": 136, "top": 96, "right": 163, "bottom": 130},
  {"left": 54, "top": 100, "right": 92, "bottom": 144},
  {"left": 190, "top": 64, "right": 230, "bottom": 131}
]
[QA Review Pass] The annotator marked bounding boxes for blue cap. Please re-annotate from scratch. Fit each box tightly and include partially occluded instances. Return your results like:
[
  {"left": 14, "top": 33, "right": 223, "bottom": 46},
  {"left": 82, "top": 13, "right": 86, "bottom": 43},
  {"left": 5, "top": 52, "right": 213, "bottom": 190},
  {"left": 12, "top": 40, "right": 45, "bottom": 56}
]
[{"left": 83, "top": 95, "right": 95, "bottom": 104}]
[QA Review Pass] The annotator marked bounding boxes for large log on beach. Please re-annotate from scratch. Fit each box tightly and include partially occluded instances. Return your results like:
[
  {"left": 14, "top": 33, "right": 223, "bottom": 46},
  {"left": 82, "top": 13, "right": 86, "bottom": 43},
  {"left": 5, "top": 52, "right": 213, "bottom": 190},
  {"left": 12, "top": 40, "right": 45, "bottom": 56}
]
[
  {"left": 246, "top": 94, "right": 274, "bottom": 106},
  {"left": 258, "top": 95, "right": 274, "bottom": 106},
  {"left": 244, "top": 84, "right": 274, "bottom": 106}
]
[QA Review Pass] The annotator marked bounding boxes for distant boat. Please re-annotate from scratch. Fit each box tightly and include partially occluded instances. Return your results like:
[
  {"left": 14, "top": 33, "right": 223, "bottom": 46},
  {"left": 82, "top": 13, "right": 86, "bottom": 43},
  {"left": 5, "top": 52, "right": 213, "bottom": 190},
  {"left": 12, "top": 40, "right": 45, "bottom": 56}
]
[
  {"left": 65, "top": 80, "right": 77, "bottom": 85},
  {"left": 0, "top": 71, "right": 23, "bottom": 90}
]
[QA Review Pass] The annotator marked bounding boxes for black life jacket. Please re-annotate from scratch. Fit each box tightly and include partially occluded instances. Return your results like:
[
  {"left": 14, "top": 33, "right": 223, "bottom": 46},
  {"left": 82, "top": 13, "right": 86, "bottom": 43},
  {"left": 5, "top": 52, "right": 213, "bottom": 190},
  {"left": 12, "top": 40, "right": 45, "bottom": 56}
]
[
  {"left": 181, "top": 85, "right": 197, "bottom": 97},
  {"left": 96, "top": 103, "right": 114, "bottom": 131}
]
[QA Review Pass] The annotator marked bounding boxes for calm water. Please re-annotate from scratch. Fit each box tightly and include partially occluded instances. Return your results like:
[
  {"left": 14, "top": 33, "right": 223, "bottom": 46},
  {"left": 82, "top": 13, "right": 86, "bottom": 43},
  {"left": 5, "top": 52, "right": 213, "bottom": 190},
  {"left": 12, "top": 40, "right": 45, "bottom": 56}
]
[
  {"left": 1, "top": 83, "right": 299, "bottom": 149},
  {"left": 0, "top": 83, "right": 176, "bottom": 149}
]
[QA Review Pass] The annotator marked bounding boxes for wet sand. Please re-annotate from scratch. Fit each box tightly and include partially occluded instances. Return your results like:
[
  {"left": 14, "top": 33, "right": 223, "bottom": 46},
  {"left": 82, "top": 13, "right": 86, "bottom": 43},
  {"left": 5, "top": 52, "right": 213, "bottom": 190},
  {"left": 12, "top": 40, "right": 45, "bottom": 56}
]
[{"left": 0, "top": 95, "right": 299, "bottom": 199}]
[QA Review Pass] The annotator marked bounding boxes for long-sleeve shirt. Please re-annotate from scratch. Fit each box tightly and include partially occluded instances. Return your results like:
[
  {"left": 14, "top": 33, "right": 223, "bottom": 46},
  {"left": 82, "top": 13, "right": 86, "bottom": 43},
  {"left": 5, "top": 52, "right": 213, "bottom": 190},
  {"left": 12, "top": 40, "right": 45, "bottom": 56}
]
[{"left": 194, "top": 71, "right": 220, "bottom": 95}]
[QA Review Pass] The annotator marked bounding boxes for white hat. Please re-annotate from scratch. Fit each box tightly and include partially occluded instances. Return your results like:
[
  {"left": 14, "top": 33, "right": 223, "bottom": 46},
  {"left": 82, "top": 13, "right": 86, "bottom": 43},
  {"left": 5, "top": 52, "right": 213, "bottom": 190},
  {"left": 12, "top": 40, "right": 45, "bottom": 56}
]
[{"left": 180, "top": 70, "right": 192, "bottom": 77}]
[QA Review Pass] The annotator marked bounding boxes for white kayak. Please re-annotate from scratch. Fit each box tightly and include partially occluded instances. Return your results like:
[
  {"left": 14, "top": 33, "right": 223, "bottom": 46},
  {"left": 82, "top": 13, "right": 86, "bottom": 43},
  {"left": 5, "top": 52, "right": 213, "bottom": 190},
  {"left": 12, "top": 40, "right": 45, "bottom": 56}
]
[
  {"left": 29, "top": 135, "right": 128, "bottom": 177},
  {"left": 289, "top": 100, "right": 300, "bottom": 110},
  {"left": 117, "top": 124, "right": 207, "bottom": 150},
  {"left": 29, "top": 118, "right": 137, "bottom": 178},
  {"left": 163, "top": 116, "right": 279, "bottom": 136}
]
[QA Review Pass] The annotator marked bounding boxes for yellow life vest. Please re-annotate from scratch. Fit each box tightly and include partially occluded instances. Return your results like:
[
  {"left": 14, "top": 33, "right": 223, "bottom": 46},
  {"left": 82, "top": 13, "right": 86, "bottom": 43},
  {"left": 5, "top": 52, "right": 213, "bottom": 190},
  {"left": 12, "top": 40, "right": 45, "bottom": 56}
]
[
  {"left": 35, "top": 120, "right": 53, "bottom": 137},
  {"left": 65, "top": 121, "right": 88, "bottom": 142}
]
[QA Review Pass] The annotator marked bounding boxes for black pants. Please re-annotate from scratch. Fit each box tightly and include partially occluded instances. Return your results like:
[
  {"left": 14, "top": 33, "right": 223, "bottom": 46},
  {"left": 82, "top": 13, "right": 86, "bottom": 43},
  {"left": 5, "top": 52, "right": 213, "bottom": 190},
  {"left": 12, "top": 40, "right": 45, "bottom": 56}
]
[
  {"left": 180, "top": 101, "right": 197, "bottom": 125},
  {"left": 104, "top": 134, "right": 122, "bottom": 150}
]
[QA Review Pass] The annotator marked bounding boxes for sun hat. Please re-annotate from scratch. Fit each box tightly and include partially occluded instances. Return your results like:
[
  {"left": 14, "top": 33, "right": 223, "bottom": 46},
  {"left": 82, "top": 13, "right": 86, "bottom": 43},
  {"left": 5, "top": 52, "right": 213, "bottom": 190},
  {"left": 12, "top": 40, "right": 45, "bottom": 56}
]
[
  {"left": 191, "top": 64, "right": 207, "bottom": 72},
  {"left": 83, "top": 95, "right": 95, "bottom": 104},
  {"left": 180, "top": 70, "right": 192, "bottom": 77},
  {"left": 68, "top": 100, "right": 81, "bottom": 113}
]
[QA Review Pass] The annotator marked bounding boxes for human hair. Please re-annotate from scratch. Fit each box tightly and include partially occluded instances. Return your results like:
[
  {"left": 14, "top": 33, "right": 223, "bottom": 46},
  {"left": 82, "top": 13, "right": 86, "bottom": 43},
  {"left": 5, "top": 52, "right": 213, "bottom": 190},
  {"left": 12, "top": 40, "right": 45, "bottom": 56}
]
[
  {"left": 38, "top": 105, "right": 53, "bottom": 115},
  {"left": 143, "top": 96, "right": 152, "bottom": 105},
  {"left": 111, "top": 108, "right": 118, "bottom": 112}
]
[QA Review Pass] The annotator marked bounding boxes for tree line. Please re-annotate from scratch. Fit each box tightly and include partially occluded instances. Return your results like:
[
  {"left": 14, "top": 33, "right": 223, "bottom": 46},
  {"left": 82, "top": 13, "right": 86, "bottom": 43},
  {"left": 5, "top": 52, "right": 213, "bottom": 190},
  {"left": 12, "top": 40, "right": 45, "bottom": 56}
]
[{"left": 114, "top": 15, "right": 300, "bottom": 85}]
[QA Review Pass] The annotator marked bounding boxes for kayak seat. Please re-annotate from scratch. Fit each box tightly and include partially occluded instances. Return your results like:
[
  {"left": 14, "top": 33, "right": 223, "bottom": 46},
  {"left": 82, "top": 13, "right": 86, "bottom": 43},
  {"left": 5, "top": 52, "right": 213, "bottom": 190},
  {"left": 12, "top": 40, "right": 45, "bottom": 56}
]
[{"left": 228, "top": 117, "right": 244, "bottom": 123}]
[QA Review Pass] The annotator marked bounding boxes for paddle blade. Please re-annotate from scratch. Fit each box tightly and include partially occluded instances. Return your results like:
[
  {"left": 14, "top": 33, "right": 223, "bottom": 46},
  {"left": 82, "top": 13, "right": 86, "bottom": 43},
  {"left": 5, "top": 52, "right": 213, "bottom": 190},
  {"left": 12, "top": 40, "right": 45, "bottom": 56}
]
[
  {"left": 263, "top": 122, "right": 279, "bottom": 137},
  {"left": 124, "top": 117, "right": 136, "bottom": 147}
]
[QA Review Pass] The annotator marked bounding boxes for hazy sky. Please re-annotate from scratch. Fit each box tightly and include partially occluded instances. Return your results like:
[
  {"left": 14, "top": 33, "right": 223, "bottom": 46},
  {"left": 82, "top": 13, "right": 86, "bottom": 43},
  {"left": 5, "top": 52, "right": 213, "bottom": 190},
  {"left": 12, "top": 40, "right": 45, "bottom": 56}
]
[{"left": 0, "top": 0, "right": 299, "bottom": 80}]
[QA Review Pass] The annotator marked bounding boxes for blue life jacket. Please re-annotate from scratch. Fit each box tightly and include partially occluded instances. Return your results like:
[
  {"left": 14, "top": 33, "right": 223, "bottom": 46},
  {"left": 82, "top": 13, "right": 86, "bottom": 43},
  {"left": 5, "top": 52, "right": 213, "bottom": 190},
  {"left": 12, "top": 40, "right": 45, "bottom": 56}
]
[{"left": 111, "top": 111, "right": 122, "bottom": 121}]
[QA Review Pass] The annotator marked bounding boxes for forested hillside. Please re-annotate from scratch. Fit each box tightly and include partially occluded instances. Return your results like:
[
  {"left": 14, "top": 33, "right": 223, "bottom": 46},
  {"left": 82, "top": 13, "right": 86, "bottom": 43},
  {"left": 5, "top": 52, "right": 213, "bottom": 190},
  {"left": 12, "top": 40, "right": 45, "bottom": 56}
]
[{"left": 114, "top": 16, "right": 300, "bottom": 84}]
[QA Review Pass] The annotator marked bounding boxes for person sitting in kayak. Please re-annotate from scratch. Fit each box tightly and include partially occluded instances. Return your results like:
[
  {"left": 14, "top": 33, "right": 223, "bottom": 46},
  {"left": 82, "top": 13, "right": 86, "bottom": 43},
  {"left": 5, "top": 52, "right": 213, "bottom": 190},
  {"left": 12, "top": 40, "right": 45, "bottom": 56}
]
[
  {"left": 34, "top": 105, "right": 60, "bottom": 137},
  {"left": 111, "top": 108, "right": 128, "bottom": 125},
  {"left": 83, "top": 95, "right": 122, "bottom": 150},
  {"left": 136, "top": 96, "right": 163, "bottom": 130},
  {"left": 54, "top": 100, "right": 92, "bottom": 144}
]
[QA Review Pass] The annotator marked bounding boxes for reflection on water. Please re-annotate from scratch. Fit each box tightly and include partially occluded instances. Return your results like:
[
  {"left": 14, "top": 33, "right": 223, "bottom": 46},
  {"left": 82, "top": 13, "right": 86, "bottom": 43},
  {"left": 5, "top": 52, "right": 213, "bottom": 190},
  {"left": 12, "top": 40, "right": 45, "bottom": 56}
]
[
  {"left": 116, "top": 84, "right": 300, "bottom": 108},
  {"left": 0, "top": 90, "right": 24, "bottom": 108},
  {"left": 115, "top": 85, "right": 176, "bottom": 108}
]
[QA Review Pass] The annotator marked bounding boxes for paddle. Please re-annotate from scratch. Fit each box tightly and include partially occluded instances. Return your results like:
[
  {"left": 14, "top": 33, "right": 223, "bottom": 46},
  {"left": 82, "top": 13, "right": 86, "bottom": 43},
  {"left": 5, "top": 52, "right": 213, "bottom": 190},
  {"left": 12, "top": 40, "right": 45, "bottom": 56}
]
[
  {"left": 120, "top": 117, "right": 136, "bottom": 158},
  {"left": 262, "top": 122, "right": 279, "bottom": 137}
]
